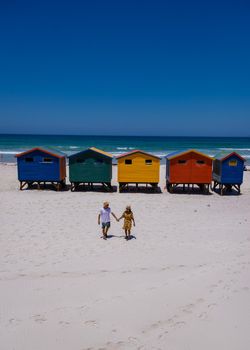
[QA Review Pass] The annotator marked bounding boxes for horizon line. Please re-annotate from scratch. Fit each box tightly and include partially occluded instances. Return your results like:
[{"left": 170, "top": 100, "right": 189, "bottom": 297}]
[{"left": 0, "top": 133, "right": 250, "bottom": 138}]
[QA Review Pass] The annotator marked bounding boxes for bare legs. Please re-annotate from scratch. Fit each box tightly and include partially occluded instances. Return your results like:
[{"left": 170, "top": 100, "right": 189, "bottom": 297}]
[
  {"left": 125, "top": 229, "right": 131, "bottom": 240},
  {"left": 102, "top": 226, "right": 110, "bottom": 239}
]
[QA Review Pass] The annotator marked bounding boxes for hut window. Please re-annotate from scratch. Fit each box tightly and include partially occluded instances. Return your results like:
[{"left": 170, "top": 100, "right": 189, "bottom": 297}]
[
  {"left": 178, "top": 160, "right": 186, "bottom": 164},
  {"left": 25, "top": 157, "right": 34, "bottom": 162},
  {"left": 43, "top": 158, "right": 53, "bottom": 163},
  {"left": 229, "top": 160, "right": 237, "bottom": 167},
  {"left": 197, "top": 160, "right": 205, "bottom": 164},
  {"left": 77, "top": 159, "right": 84, "bottom": 163},
  {"left": 125, "top": 159, "right": 132, "bottom": 165},
  {"left": 145, "top": 159, "right": 152, "bottom": 165}
]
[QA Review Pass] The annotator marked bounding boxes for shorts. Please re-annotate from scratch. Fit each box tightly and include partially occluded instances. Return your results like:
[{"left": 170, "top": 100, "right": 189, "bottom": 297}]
[{"left": 102, "top": 222, "right": 110, "bottom": 229}]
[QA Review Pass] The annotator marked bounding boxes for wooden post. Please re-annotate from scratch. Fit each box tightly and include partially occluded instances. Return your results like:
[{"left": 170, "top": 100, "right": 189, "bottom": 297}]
[{"left": 220, "top": 184, "right": 223, "bottom": 196}]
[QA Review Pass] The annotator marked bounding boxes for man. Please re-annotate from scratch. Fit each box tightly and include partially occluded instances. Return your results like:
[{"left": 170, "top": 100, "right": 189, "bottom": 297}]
[{"left": 98, "top": 201, "right": 118, "bottom": 239}]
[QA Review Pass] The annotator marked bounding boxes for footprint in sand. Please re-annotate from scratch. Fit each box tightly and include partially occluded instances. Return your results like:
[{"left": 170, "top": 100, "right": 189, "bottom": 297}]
[
  {"left": 58, "top": 320, "right": 70, "bottom": 325},
  {"left": 32, "top": 314, "right": 47, "bottom": 323},
  {"left": 208, "top": 303, "right": 217, "bottom": 308},
  {"left": 84, "top": 320, "right": 98, "bottom": 327},
  {"left": 9, "top": 318, "right": 21, "bottom": 326},
  {"left": 198, "top": 312, "right": 208, "bottom": 320},
  {"left": 105, "top": 340, "right": 127, "bottom": 348},
  {"left": 174, "top": 321, "right": 186, "bottom": 328},
  {"left": 196, "top": 298, "right": 205, "bottom": 303},
  {"left": 182, "top": 304, "right": 195, "bottom": 314},
  {"left": 242, "top": 286, "right": 249, "bottom": 291},
  {"left": 19, "top": 273, "right": 27, "bottom": 277}
]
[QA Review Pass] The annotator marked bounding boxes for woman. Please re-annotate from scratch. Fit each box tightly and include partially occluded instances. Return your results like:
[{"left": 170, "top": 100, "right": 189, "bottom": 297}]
[{"left": 118, "top": 205, "right": 135, "bottom": 240}]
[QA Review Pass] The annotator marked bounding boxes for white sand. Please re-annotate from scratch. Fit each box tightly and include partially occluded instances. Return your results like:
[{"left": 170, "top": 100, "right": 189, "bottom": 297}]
[{"left": 1, "top": 164, "right": 250, "bottom": 350}]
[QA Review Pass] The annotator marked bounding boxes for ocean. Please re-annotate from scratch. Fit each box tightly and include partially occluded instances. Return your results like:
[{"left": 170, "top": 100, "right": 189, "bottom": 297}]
[{"left": 0, "top": 134, "right": 250, "bottom": 164}]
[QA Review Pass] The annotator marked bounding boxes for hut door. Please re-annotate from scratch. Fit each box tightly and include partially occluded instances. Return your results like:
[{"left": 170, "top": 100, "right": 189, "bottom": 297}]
[
  {"left": 190, "top": 154, "right": 210, "bottom": 183},
  {"left": 173, "top": 157, "right": 191, "bottom": 183}
]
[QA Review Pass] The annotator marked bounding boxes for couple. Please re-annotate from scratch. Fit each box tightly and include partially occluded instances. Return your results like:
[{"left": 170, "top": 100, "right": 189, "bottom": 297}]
[{"left": 98, "top": 201, "right": 135, "bottom": 240}]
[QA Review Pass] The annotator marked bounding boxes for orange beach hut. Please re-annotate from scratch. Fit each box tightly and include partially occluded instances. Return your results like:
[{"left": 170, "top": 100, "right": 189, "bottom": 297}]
[
  {"left": 165, "top": 150, "right": 213, "bottom": 193},
  {"left": 117, "top": 150, "right": 160, "bottom": 191}
]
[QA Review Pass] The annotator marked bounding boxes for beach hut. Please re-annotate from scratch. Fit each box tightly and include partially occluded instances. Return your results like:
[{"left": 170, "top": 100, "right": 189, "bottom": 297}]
[
  {"left": 212, "top": 151, "right": 245, "bottom": 195},
  {"left": 16, "top": 147, "right": 66, "bottom": 190},
  {"left": 117, "top": 150, "right": 160, "bottom": 191},
  {"left": 165, "top": 150, "right": 213, "bottom": 193},
  {"left": 68, "top": 147, "right": 113, "bottom": 191}
]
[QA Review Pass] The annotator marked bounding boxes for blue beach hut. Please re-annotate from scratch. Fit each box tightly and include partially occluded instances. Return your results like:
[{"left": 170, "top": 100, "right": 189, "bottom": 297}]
[
  {"left": 212, "top": 151, "right": 245, "bottom": 195},
  {"left": 16, "top": 147, "right": 66, "bottom": 190}
]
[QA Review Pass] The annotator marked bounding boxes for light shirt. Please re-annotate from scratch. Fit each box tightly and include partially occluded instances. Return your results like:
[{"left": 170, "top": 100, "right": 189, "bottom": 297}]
[{"left": 100, "top": 207, "right": 111, "bottom": 223}]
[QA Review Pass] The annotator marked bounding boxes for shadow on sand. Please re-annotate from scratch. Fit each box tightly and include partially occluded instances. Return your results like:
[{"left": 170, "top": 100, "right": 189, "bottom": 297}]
[
  {"left": 212, "top": 188, "right": 242, "bottom": 196},
  {"left": 101, "top": 234, "right": 137, "bottom": 240},
  {"left": 72, "top": 184, "right": 117, "bottom": 192},
  {"left": 119, "top": 185, "right": 162, "bottom": 194},
  {"left": 166, "top": 185, "right": 213, "bottom": 196}
]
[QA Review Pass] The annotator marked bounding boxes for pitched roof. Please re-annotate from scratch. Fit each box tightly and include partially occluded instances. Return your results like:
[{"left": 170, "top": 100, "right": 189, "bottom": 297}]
[
  {"left": 116, "top": 149, "right": 161, "bottom": 160},
  {"left": 89, "top": 147, "right": 113, "bottom": 158},
  {"left": 165, "top": 149, "right": 213, "bottom": 160},
  {"left": 68, "top": 147, "right": 113, "bottom": 159},
  {"left": 16, "top": 147, "right": 66, "bottom": 158},
  {"left": 214, "top": 151, "right": 245, "bottom": 162}
]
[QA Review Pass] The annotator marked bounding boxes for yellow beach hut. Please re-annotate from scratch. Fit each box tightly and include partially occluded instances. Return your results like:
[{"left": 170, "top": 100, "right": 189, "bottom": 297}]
[{"left": 117, "top": 150, "right": 160, "bottom": 191}]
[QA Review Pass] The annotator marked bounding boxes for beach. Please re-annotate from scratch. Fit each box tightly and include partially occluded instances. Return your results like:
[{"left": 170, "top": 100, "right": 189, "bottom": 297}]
[{"left": 1, "top": 163, "right": 250, "bottom": 350}]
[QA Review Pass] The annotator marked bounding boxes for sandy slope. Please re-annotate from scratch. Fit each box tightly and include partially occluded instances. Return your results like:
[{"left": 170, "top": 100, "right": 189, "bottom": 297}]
[{"left": 0, "top": 164, "right": 250, "bottom": 350}]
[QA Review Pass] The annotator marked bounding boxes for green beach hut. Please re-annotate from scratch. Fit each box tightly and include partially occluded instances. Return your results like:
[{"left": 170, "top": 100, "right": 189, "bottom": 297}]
[{"left": 69, "top": 147, "right": 113, "bottom": 191}]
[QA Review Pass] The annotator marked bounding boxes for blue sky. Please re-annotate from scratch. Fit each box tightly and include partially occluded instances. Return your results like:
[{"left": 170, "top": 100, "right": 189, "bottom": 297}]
[{"left": 0, "top": 0, "right": 250, "bottom": 136}]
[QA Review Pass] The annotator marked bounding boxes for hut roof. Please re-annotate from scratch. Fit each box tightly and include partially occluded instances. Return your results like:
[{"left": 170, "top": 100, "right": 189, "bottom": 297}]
[
  {"left": 89, "top": 147, "right": 113, "bottom": 158},
  {"left": 214, "top": 151, "right": 245, "bottom": 162},
  {"left": 16, "top": 147, "right": 66, "bottom": 158},
  {"left": 69, "top": 147, "right": 113, "bottom": 159},
  {"left": 116, "top": 150, "right": 161, "bottom": 160},
  {"left": 165, "top": 149, "right": 213, "bottom": 160}
]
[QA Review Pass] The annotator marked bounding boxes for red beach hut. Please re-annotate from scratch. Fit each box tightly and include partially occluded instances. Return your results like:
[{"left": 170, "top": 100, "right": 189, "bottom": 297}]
[{"left": 165, "top": 150, "right": 213, "bottom": 193}]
